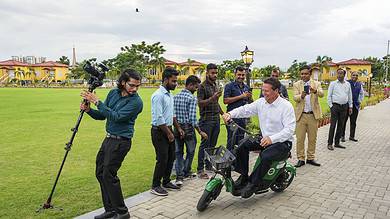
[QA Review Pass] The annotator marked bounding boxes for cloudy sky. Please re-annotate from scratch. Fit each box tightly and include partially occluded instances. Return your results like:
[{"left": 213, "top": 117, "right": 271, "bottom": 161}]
[{"left": 1, "top": 0, "right": 389, "bottom": 69}]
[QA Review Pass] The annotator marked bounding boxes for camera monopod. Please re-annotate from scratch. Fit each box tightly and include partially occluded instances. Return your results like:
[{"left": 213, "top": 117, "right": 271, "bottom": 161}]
[{"left": 37, "top": 61, "right": 107, "bottom": 213}]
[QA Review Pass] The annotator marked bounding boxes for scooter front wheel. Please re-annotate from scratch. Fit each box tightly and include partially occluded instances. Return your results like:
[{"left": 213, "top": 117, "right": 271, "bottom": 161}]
[{"left": 197, "top": 190, "right": 214, "bottom": 212}]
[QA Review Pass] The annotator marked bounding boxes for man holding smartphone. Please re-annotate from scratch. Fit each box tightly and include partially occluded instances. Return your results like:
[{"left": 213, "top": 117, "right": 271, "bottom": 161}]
[
  {"left": 223, "top": 66, "right": 253, "bottom": 151},
  {"left": 293, "top": 65, "right": 324, "bottom": 167},
  {"left": 197, "top": 63, "right": 224, "bottom": 179}
]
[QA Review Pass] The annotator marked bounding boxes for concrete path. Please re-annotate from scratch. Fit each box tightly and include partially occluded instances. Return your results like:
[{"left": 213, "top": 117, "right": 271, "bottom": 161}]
[{"left": 77, "top": 99, "right": 390, "bottom": 219}]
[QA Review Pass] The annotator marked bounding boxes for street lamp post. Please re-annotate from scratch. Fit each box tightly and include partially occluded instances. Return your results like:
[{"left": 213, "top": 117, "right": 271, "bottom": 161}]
[
  {"left": 240, "top": 46, "right": 254, "bottom": 87},
  {"left": 369, "top": 73, "right": 373, "bottom": 98},
  {"left": 384, "top": 40, "right": 390, "bottom": 84}
]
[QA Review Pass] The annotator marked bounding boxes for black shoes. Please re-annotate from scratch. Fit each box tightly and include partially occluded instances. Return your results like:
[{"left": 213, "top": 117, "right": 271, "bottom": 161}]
[
  {"left": 295, "top": 160, "right": 305, "bottom": 167},
  {"left": 95, "top": 211, "right": 115, "bottom": 219},
  {"left": 151, "top": 186, "right": 168, "bottom": 196},
  {"left": 234, "top": 175, "right": 248, "bottom": 189},
  {"left": 349, "top": 138, "right": 358, "bottom": 142},
  {"left": 163, "top": 182, "right": 181, "bottom": 190},
  {"left": 113, "top": 212, "right": 130, "bottom": 219},
  {"left": 327, "top": 144, "right": 334, "bottom": 150},
  {"left": 334, "top": 144, "right": 346, "bottom": 149},
  {"left": 241, "top": 183, "right": 257, "bottom": 199},
  {"left": 341, "top": 137, "right": 346, "bottom": 142},
  {"left": 306, "top": 160, "right": 321, "bottom": 166}
]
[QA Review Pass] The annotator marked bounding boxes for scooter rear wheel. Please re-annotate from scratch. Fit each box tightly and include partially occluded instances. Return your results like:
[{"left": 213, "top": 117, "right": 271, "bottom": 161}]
[
  {"left": 197, "top": 190, "right": 213, "bottom": 212},
  {"left": 270, "top": 169, "right": 294, "bottom": 192}
]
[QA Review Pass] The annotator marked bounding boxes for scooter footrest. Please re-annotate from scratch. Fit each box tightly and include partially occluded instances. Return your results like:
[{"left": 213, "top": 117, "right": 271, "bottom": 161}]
[{"left": 255, "top": 189, "right": 268, "bottom": 194}]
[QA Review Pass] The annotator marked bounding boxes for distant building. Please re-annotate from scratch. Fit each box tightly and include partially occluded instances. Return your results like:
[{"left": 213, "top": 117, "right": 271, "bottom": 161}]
[
  {"left": 321, "top": 59, "right": 372, "bottom": 82},
  {"left": 148, "top": 58, "right": 206, "bottom": 82},
  {"left": 0, "top": 59, "right": 69, "bottom": 83}
]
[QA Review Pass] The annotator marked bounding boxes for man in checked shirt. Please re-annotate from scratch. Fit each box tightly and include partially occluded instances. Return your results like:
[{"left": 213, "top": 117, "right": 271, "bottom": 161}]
[{"left": 173, "top": 75, "right": 208, "bottom": 186}]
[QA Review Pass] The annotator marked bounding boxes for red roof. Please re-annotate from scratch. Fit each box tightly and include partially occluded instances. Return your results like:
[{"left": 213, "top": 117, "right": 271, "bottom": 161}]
[
  {"left": 325, "top": 61, "right": 338, "bottom": 67},
  {"left": 336, "top": 59, "right": 372, "bottom": 65},
  {"left": 178, "top": 60, "right": 204, "bottom": 66},
  {"left": 32, "top": 61, "right": 68, "bottom": 68},
  {"left": 0, "top": 60, "right": 29, "bottom": 67},
  {"left": 164, "top": 59, "right": 178, "bottom": 65}
]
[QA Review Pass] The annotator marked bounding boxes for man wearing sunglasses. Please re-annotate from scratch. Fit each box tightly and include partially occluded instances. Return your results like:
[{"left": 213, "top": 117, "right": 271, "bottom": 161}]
[{"left": 81, "top": 69, "right": 143, "bottom": 219}]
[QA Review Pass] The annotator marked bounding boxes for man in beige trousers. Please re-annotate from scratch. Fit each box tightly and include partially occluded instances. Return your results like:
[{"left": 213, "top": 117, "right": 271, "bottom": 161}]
[{"left": 293, "top": 65, "right": 324, "bottom": 167}]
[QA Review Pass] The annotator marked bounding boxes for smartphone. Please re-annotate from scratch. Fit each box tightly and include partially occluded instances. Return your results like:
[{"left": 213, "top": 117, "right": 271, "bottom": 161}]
[{"left": 304, "top": 85, "right": 310, "bottom": 94}]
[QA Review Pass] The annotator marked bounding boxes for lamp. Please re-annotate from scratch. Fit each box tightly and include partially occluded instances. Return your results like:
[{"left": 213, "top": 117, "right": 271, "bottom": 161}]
[{"left": 240, "top": 46, "right": 254, "bottom": 86}]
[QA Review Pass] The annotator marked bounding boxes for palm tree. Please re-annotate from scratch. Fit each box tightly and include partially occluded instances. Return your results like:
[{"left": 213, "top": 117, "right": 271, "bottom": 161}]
[
  {"left": 194, "top": 63, "right": 206, "bottom": 78},
  {"left": 14, "top": 68, "right": 25, "bottom": 86},
  {"left": 316, "top": 55, "right": 333, "bottom": 81}
]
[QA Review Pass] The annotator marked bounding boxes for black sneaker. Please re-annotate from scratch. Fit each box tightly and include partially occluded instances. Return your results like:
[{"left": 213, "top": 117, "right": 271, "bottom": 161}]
[
  {"left": 234, "top": 175, "right": 248, "bottom": 189},
  {"left": 184, "top": 171, "right": 197, "bottom": 179},
  {"left": 151, "top": 186, "right": 168, "bottom": 196},
  {"left": 163, "top": 182, "right": 181, "bottom": 190}
]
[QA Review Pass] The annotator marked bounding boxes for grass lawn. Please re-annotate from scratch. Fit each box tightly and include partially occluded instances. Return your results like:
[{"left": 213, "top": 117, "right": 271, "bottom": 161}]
[{"left": 0, "top": 87, "right": 330, "bottom": 218}]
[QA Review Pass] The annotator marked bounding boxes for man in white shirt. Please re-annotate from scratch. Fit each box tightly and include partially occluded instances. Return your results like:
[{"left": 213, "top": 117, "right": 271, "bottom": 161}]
[
  {"left": 327, "top": 69, "right": 353, "bottom": 150},
  {"left": 222, "top": 77, "right": 296, "bottom": 199}
]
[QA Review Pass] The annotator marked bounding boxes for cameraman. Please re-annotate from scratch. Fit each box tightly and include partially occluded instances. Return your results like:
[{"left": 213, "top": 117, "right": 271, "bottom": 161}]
[{"left": 80, "top": 69, "right": 143, "bottom": 219}]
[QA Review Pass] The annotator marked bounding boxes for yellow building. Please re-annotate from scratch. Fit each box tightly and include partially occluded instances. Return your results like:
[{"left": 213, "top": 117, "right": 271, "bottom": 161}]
[
  {"left": 321, "top": 59, "right": 371, "bottom": 82},
  {"left": 0, "top": 60, "right": 69, "bottom": 83},
  {"left": 148, "top": 59, "right": 206, "bottom": 82}
]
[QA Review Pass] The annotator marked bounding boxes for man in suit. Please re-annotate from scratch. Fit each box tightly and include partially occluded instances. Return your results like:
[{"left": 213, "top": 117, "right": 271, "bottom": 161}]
[{"left": 293, "top": 65, "right": 324, "bottom": 167}]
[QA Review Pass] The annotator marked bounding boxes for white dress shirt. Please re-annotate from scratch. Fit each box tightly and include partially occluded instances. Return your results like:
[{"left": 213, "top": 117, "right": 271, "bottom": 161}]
[
  {"left": 327, "top": 80, "right": 353, "bottom": 108},
  {"left": 229, "top": 96, "right": 296, "bottom": 143},
  {"left": 303, "top": 81, "right": 313, "bottom": 112}
]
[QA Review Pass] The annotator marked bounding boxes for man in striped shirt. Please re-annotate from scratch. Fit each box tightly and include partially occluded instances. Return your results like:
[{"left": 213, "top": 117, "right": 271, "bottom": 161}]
[{"left": 173, "top": 75, "right": 208, "bottom": 186}]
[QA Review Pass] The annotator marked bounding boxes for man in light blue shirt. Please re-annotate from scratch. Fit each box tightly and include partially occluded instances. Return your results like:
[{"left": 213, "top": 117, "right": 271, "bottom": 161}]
[
  {"left": 150, "top": 67, "right": 182, "bottom": 196},
  {"left": 327, "top": 69, "right": 353, "bottom": 150}
]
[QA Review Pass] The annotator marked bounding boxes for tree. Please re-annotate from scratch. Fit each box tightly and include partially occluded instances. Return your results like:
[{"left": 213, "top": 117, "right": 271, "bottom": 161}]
[
  {"left": 287, "top": 60, "right": 308, "bottom": 80},
  {"left": 58, "top": 56, "right": 70, "bottom": 65},
  {"left": 315, "top": 55, "right": 333, "bottom": 81},
  {"left": 259, "top": 65, "right": 279, "bottom": 79},
  {"left": 363, "top": 57, "right": 384, "bottom": 82},
  {"left": 217, "top": 59, "right": 245, "bottom": 80}
]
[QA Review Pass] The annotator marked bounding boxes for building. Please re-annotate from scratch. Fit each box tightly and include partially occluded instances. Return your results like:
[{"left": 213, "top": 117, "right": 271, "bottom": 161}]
[
  {"left": 321, "top": 59, "right": 372, "bottom": 82},
  {"left": 147, "top": 58, "right": 206, "bottom": 82},
  {"left": 0, "top": 59, "right": 69, "bottom": 83}
]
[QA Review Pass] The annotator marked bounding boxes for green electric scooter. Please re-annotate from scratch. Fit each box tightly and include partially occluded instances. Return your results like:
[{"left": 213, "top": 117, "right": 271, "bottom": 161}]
[{"left": 196, "top": 121, "right": 296, "bottom": 212}]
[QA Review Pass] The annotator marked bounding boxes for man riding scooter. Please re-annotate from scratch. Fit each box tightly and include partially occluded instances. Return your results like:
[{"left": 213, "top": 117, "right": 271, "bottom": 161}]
[{"left": 222, "top": 77, "right": 296, "bottom": 198}]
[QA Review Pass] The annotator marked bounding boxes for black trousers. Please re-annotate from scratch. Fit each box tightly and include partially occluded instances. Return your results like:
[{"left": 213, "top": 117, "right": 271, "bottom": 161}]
[
  {"left": 197, "top": 120, "right": 220, "bottom": 172},
  {"left": 235, "top": 140, "right": 291, "bottom": 186},
  {"left": 96, "top": 137, "right": 131, "bottom": 214},
  {"left": 341, "top": 106, "right": 359, "bottom": 139},
  {"left": 328, "top": 103, "right": 348, "bottom": 145},
  {"left": 151, "top": 127, "right": 175, "bottom": 188}
]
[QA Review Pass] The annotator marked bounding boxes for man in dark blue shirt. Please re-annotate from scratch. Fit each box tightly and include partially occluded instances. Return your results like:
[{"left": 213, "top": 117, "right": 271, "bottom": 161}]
[
  {"left": 81, "top": 69, "right": 143, "bottom": 219},
  {"left": 223, "top": 66, "right": 252, "bottom": 151}
]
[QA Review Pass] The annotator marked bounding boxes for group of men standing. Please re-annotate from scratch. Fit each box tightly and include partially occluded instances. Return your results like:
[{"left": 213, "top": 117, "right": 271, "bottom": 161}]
[
  {"left": 81, "top": 63, "right": 365, "bottom": 218},
  {"left": 294, "top": 67, "right": 364, "bottom": 168}
]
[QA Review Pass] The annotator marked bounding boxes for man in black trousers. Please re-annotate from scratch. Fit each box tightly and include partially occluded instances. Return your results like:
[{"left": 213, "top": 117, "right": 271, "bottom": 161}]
[
  {"left": 150, "top": 67, "right": 181, "bottom": 196},
  {"left": 81, "top": 69, "right": 143, "bottom": 219},
  {"left": 341, "top": 71, "right": 364, "bottom": 142},
  {"left": 327, "top": 69, "right": 352, "bottom": 150}
]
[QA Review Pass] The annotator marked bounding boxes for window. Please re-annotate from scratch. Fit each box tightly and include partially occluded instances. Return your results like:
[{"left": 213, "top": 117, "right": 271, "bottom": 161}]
[{"left": 330, "top": 71, "right": 336, "bottom": 77}]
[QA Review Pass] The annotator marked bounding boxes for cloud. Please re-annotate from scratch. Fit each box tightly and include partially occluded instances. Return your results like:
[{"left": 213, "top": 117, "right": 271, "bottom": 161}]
[{"left": 0, "top": 0, "right": 389, "bottom": 69}]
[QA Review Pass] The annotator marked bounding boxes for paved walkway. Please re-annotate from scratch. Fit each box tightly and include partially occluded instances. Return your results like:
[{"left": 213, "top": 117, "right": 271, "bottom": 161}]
[{"left": 77, "top": 99, "right": 390, "bottom": 219}]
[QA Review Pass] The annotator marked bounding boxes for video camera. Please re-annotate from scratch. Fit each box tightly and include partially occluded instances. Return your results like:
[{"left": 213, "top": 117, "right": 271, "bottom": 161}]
[{"left": 83, "top": 61, "right": 109, "bottom": 91}]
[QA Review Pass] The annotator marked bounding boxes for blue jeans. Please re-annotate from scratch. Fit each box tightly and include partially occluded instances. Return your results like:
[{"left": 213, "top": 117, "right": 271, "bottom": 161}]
[
  {"left": 175, "top": 131, "right": 197, "bottom": 178},
  {"left": 197, "top": 120, "right": 220, "bottom": 172}
]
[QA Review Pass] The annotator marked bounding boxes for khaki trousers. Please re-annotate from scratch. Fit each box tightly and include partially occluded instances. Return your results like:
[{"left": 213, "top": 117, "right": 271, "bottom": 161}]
[{"left": 296, "top": 113, "right": 318, "bottom": 161}]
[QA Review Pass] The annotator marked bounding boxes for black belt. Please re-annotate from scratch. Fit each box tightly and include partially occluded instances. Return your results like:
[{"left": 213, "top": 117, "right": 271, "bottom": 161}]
[
  {"left": 152, "top": 125, "right": 173, "bottom": 130},
  {"left": 332, "top": 103, "right": 348, "bottom": 106},
  {"left": 302, "top": 111, "right": 313, "bottom": 114},
  {"left": 106, "top": 133, "right": 130, "bottom": 141}
]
